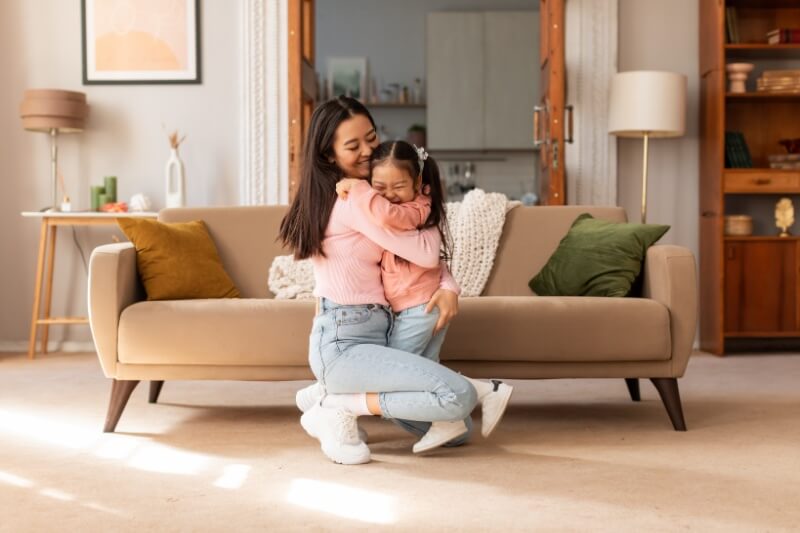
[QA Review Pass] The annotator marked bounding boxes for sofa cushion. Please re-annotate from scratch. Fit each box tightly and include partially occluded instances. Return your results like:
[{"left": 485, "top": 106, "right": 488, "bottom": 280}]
[
  {"left": 441, "top": 296, "right": 671, "bottom": 362},
  {"left": 529, "top": 213, "right": 670, "bottom": 297},
  {"left": 117, "top": 218, "right": 240, "bottom": 300},
  {"left": 118, "top": 299, "right": 315, "bottom": 366}
]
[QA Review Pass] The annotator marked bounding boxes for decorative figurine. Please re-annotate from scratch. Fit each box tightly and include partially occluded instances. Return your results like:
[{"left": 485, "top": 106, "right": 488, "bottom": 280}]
[{"left": 775, "top": 197, "right": 795, "bottom": 237}]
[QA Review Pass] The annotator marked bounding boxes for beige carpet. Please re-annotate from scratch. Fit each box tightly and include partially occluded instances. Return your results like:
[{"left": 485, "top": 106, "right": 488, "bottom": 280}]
[{"left": 0, "top": 351, "right": 798, "bottom": 532}]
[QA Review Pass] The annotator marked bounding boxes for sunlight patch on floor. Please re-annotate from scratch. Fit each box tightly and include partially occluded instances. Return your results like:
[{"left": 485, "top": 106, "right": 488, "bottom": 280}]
[
  {"left": 213, "top": 464, "right": 251, "bottom": 490},
  {"left": 127, "top": 443, "right": 210, "bottom": 475},
  {"left": 0, "top": 470, "right": 34, "bottom": 488},
  {"left": 287, "top": 478, "right": 396, "bottom": 524}
]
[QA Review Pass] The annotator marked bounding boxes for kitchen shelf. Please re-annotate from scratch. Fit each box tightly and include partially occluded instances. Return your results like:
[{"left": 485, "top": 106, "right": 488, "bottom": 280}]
[{"left": 368, "top": 102, "right": 426, "bottom": 109}]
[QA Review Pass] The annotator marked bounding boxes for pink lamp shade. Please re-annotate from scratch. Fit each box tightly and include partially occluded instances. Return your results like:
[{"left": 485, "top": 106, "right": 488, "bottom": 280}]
[{"left": 19, "top": 89, "right": 88, "bottom": 132}]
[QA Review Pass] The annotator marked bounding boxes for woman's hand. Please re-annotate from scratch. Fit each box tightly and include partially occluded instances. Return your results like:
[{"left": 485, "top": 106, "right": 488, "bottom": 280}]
[
  {"left": 336, "top": 178, "right": 364, "bottom": 200},
  {"left": 425, "top": 288, "right": 459, "bottom": 334}
]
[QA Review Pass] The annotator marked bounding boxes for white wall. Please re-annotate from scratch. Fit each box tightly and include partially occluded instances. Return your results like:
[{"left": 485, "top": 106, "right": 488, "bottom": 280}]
[
  {"left": 0, "top": 0, "right": 241, "bottom": 348},
  {"left": 617, "top": 0, "right": 699, "bottom": 258}
]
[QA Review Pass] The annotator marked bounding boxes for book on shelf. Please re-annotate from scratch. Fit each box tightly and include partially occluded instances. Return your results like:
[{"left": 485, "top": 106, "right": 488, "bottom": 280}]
[
  {"left": 725, "top": 131, "right": 753, "bottom": 169},
  {"left": 726, "top": 7, "right": 739, "bottom": 44},
  {"left": 768, "top": 153, "right": 800, "bottom": 163},
  {"left": 767, "top": 29, "right": 800, "bottom": 44},
  {"left": 762, "top": 69, "right": 800, "bottom": 79},
  {"left": 770, "top": 162, "right": 800, "bottom": 169}
]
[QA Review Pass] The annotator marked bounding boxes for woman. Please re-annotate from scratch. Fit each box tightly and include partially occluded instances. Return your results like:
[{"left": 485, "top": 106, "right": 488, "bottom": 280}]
[{"left": 279, "top": 97, "right": 505, "bottom": 465}]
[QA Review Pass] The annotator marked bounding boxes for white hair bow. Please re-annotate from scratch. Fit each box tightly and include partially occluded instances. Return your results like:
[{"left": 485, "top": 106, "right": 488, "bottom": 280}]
[{"left": 413, "top": 144, "right": 429, "bottom": 174}]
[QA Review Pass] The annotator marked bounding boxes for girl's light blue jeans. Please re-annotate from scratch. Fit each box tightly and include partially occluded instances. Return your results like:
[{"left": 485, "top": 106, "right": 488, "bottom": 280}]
[
  {"left": 308, "top": 299, "right": 477, "bottom": 424},
  {"left": 387, "top": 303, "right": 474, "bottom": 445}
]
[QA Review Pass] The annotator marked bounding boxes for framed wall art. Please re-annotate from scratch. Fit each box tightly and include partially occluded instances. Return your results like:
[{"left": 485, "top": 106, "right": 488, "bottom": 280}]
[{"left": 81, "top": 0, "right": 201, "bottom": 85}]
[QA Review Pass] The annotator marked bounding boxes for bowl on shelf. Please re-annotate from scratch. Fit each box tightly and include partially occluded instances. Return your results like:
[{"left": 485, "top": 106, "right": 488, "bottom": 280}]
[{"left": 724, "top": 215, "right": 753, "bottom": 236}]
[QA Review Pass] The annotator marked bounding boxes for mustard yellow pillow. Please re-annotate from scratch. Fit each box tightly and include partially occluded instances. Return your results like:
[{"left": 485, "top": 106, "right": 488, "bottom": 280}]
[{"left": 117, "top": 218, "right": 240, "bottom": 300}]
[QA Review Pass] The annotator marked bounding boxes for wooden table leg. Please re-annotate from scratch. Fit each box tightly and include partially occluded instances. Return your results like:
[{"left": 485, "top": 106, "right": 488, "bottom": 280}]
[
  {"left": 28, "top": 219, "right": 48, "bottom": 359},
  {"left": 41, "top": 223, "right": 58, "bottom": 355}
]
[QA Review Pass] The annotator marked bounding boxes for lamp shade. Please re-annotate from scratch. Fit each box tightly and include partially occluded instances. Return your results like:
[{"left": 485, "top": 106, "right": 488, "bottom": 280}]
[
  {"left": 20, "top": 89, "right": 88, "bottom": 133},
  {"left": 608, "top": 71, "right": 686, "bottom": 138}
]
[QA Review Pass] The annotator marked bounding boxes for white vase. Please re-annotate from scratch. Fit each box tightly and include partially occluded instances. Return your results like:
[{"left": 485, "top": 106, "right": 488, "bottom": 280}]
[{"left": 165, "top": 147, "right": 186, "bottom": 208}]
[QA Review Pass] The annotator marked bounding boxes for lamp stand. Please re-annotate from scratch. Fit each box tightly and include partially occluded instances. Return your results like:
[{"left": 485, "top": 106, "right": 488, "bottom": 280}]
[
  {"left": 48, "top": 128, "right": 59, "bottom": 212},
  {"left": 640, "top": 131, "right": 650, "bottom": 224}
]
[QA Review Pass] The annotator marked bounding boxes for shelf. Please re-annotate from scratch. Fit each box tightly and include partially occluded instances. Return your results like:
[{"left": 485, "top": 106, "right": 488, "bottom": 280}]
[
  {"left": 727, "top": 92, "right": 800, "bottom": 101},
  {"left": 724, "top": 235, "right": 799, "bottom": 241},
  {"left": 367, "top": 102, "right": 426, "bottom": 109},
  {"left": 725, "top": 43, "right": 800, "bottom": 59}
]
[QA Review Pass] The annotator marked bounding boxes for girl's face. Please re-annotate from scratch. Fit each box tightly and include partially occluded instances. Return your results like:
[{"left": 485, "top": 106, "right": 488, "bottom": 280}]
[
  {"left": 371, "top": 163, "right": 420, "bottom": 204},
  {"left": 331, "top": 115, "right": 378, "bottom": 179}
]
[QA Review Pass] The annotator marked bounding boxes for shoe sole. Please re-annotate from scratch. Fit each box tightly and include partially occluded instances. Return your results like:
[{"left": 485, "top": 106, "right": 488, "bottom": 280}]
[
  {"left": 413, "top": 425, "right": 469, "bottom": 454},
  {"left": 300, "top": 411, "right": 371, "bottom": 465},
  {"left": 481, "top": 383, "right": 514, "bottom": 438}
]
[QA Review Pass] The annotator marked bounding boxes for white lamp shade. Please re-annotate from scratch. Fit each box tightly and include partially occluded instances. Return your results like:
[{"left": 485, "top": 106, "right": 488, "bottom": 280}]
[{"left": 608, "top": 71, "right": 686, "bottom": 138}]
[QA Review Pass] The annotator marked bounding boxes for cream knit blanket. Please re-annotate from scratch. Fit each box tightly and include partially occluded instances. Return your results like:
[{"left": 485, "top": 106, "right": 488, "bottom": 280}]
[
  {"left": 268, "top": 189, "right": 518, "bottom": 299},
  {"left": 446, "top": 189, "right": 519, "bottom": 296}
]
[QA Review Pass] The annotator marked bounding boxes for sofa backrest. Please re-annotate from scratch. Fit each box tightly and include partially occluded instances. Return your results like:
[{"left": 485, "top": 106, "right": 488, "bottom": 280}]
[
  {"left": 159, "top": 204, "right": 627, "bottom": 298},
  {"left": 161, "top": 206, "right": 290, "bottom": 298},
  {"left": 482, "top": 206, "right": 626, "bottom": 296}
]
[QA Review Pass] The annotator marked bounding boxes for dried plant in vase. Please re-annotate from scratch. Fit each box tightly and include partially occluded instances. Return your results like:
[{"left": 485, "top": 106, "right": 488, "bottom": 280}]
[
  {"left": 164, "top": 129, "right": 187, "bottom": 208},
  {"left": 775, "top": 197, "right": 794, "bottom": 237}
]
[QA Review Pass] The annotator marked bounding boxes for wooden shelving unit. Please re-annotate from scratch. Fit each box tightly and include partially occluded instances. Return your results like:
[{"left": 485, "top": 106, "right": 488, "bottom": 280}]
[{"left": 700, "top": 0, "right": 800, "bottom": 354}]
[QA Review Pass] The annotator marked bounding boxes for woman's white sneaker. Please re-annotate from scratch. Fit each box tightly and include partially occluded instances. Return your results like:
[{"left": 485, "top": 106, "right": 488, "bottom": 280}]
[
  {"left": 412, "top": 420, "right": 468, "bottom": 453},
  {"left": 481, "top": 380, "right": 513, "bottom": 438},
  {"left": 296, "top": 383, "right": 369, "bottom": 442},
  {"left": 300, "top": 403, "right": 371, "bottom": 465},
  {"left": 296, "top": 382, "right": 323, "bottom": 412}
]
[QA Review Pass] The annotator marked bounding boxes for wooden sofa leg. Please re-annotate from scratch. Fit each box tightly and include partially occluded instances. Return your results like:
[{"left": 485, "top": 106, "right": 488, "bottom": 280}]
[
  {"left": 149, "top": 381, "right": 164, "bottom": 404},
  {"left": 104, "top": 379, "right": 139, "bottom": 433},
  {"left": 650, "top": 378, "right": 687, "bottom": 431},
  {"left": 624, "top": 378, "right": 641, "bottom": 402}
]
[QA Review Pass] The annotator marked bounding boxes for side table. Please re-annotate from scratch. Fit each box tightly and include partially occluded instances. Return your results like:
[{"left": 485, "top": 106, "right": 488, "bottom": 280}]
[{"left": 21, "top": 211, "right": 157, "bottom": 359}]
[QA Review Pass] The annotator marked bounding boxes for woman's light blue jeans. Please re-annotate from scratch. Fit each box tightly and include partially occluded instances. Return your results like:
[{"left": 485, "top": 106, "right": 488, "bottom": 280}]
[
  {"left": 387, "top": 303, "right": 474, "bottom": 445},
  {"left": 308, "top": 299, "right": 477, "bottom": 425}
]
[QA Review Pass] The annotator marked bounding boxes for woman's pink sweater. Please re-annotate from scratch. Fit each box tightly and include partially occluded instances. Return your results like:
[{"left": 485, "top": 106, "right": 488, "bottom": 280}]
[{"left": 311, "top": 180, "right": 459, "bottom": 307}]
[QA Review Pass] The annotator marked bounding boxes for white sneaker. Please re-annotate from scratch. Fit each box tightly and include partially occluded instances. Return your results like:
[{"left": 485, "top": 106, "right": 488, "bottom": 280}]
[
  {"left": 300, "top": 403, "right": 371, "bottom": 465},
  {"left": 296, "top": 383, "right": 369, "bottom": 442},
  {"left": 412, "top": 420, "right": 468, "bottom": 454},
  {"left": 481, "top": 380, "right": 513, "bottom": 438},
  {"left": 296, "top": 382, "right": 323, "bottom": 412}
]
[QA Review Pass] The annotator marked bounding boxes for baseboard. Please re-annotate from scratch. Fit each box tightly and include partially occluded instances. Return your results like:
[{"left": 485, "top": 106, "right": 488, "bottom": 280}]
[{"left": 0, "top": 341, "right": 96, "bottom": 353}]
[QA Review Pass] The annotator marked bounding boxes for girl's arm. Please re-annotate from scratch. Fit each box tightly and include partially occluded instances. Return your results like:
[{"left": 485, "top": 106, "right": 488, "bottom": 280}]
[
  {"left": 340, "top": 191, "right": 442, "bottom": 268},
  {"left": 439, "top": 262, "right": 461, "bottom": 295},
  {"left": 348, "top": 180, "right": 430, "bottom": 230}
]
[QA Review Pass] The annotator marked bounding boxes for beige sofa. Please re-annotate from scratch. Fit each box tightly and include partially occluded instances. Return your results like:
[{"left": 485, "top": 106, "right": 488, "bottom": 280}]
[{"left": 89, "top": 205, "right": 697, "bottom": 433}]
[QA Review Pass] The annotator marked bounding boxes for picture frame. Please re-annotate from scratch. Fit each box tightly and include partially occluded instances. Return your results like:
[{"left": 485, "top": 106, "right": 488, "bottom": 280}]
[
  {"left": 328, "top": 57, "right": 368, "bottom": 101},
  {"left": 81, "top": 0, "right": 201, "bottom": 85}
]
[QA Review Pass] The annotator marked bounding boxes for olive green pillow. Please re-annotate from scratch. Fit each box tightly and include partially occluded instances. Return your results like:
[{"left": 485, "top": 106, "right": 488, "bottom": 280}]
[
  {"left": 529, "top": 213, "right": 670, "bottom": 297},
  {"left": 117, "top": 218, "right": 240, "bottom": 300}
]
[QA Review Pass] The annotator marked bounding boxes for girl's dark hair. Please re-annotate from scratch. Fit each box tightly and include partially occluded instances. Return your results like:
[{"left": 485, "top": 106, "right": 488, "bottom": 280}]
[
  {"left": 369, "top": 140, "right": 452, "bottom": 261},
  {"left": 278, "top": 96, "right": 376, "bottom": 259}
]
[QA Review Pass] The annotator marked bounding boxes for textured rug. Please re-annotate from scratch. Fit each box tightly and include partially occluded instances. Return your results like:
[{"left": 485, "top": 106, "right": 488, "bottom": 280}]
[{"left": 0, "top": 351, "right": 798, "bottom": 532}]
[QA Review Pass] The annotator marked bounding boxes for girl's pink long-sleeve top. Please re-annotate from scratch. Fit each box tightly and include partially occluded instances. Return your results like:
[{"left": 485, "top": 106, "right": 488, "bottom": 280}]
[{"left": 311, "top": 180, "right": 460, "bottom": 307}]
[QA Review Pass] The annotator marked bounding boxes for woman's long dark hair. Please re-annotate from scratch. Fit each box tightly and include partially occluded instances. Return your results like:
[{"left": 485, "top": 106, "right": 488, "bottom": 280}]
[
  {"left": 370, "top": 140, "right": 452, "bottom": 261},
  {"left": 278, "top": 96, "right": 376, "bottom": 259}
]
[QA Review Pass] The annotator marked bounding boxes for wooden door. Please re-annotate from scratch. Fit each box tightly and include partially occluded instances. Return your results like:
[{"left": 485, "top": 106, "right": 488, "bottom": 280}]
[
  {"left": 536, "top": 0, "right": 565, "bottom": 205},
  {"left": 288, "top": 0, "right": 317, "bottom": 201},
  {"left": 724, "top": 240, "right": 797, "bottom": 334}
]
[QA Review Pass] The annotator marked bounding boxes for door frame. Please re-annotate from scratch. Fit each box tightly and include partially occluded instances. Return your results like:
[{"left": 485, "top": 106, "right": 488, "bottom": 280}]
[{"left": 240, "top": 0, "right": 617, "bottom": 207}]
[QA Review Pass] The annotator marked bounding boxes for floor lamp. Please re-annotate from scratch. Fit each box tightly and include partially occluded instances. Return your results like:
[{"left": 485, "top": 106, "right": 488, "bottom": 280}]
[
  {"left": 608, "top": 71, "right": 686, "bottom": 223},
  {"left": 20, "top": 89, "right": 89, "bottom": 211}
]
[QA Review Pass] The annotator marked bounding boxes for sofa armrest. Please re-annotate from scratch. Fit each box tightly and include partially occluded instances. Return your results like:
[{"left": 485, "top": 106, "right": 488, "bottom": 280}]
[
  {"left": 642, "top": 244, "right": 698, "bottom": 376},
  {"left": 88, "top": 242, "right": 145, "bottom": 378}
]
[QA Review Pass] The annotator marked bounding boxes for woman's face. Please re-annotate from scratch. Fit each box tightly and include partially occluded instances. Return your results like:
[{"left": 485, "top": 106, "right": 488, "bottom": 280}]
[
  {"left": 331, "top": 115, "right": 378, "bottom": 179},
  {"left": 371, "top": 163, "right": 419, "bottom": 204}
]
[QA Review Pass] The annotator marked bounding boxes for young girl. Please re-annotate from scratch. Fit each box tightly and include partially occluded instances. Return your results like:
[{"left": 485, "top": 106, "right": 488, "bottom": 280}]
[{"left": 335, "top": 140, "right": 514, "bottom": 441}]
